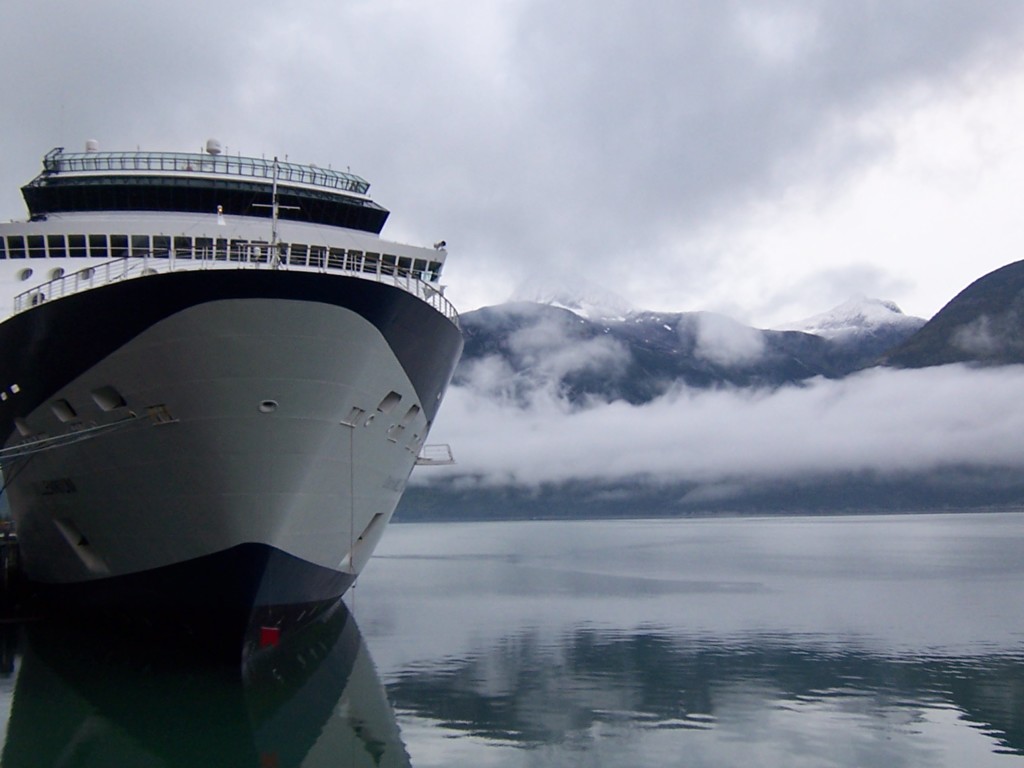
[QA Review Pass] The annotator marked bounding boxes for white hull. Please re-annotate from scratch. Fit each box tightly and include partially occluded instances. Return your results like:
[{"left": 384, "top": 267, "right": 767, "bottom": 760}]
[{"left": 7, "top": 296, "right": 428, "bottom": 587}]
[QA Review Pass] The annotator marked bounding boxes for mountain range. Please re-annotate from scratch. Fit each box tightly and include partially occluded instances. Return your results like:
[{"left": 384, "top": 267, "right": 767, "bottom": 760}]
[
  {"left": 398, "top": 259, "right": 1024, "bottom": 520},
  {"left": 454, "top": 296, "right": 926, "bottom": 405}
]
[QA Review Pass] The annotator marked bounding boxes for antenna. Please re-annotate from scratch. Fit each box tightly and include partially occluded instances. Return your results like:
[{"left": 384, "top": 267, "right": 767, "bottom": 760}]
[{"left": 252, "top": 157, "right": 299, "bottom": 268}]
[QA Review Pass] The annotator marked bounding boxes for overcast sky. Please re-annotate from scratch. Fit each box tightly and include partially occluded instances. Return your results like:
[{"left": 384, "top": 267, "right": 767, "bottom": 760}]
[{"left": 3, "top": 1, "right": 1024, "bottom": 327}]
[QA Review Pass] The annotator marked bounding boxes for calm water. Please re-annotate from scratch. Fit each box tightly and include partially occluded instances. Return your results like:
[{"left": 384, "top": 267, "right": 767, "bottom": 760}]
[{"left": 0, "top": 512, "right": 1022, "bottom": 766}]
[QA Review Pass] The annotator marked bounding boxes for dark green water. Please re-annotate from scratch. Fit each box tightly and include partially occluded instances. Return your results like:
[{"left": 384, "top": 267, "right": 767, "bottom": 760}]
[{"left": 0, "top": 512, "right": 1022, "bottom": 766}]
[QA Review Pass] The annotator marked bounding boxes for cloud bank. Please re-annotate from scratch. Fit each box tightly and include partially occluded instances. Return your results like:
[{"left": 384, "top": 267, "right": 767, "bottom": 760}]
[{"left": 420, "top": 364, "right": 1024, "bottom": 490}]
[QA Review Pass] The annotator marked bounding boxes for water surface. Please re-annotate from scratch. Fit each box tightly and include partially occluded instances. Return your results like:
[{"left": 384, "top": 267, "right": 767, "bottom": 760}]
[
  {"left": 0, "top": 512, "right": 1021, "bottom": 766},
  {"left": 349, "top": 512, "right": 1024, "bottom": 767}
]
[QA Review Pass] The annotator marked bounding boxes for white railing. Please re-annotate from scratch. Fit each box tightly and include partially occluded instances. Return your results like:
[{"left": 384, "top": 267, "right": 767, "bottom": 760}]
[{"left": 13, "top": 251, "right": 459, "bottom": 324}]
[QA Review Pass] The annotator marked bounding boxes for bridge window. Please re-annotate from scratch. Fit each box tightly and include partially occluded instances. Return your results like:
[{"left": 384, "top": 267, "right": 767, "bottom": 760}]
[
  {"left": 173, "top": 236, "right": 192, "bottom": 258},
  {"left": 110, "top": 235, "right": 129, "bottom": 257},
  {"left": 131, "top": 235, "right": 150, "bottom": 256},
  {"left": 195, "top": 237, "right": 213, "bottom": 259},
  {"left": 153, "top": 235, "right": 170, "bottom": 256},
  {"left": 27, "top": 235, "right": 45, "bottom": 258},
  {"left": 6, "top": 236, "right": 25, "bottom": 258},
  {"left": 86, "top": 234, "right": 105, "bottom": 257},
  {"left": 47, "top": 234, "right": 67, "bottom": 258}
]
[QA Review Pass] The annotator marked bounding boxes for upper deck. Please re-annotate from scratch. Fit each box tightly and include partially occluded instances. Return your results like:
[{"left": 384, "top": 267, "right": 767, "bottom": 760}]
[{"left": 21, "top": 146, "right": 390, "bottom": 234}]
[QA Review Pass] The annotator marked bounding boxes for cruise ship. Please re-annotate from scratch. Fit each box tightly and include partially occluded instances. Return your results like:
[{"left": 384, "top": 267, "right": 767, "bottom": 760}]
[{"left": 0, "top": 140, "right": 463, "bottom": 635}]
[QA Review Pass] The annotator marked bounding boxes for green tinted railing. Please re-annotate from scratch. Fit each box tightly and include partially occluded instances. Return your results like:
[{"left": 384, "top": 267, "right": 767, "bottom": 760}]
[{"left": 40, "top": 148, "right": 370, "bottom": 195}]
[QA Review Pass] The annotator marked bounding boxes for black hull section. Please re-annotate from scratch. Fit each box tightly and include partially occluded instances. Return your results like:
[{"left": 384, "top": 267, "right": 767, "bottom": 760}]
[
  {"left": 0, "top": 269, "right": 463, "bottom": 442},
  {"left": 29, "top": 543, "right": 356, "bottom": 658},
  {"left": 23, "top": 175, "right": 391, "bottom": 232}
]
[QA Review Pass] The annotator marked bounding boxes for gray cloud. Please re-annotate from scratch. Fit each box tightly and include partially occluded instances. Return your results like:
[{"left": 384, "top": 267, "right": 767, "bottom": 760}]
[
  {"left": 3, "top": 1, "right": 1024, "bottom": 319},
  {"left": 508, "top": 319, "right": 631, "bottom": 382}
]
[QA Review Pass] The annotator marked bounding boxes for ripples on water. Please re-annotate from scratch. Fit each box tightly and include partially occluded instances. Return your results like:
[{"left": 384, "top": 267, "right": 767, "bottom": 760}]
[{"left": 0, "top": 512, "right": 1022, "bottom": 766}]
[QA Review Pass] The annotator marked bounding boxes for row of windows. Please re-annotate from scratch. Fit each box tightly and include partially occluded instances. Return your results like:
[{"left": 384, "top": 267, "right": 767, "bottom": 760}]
[{"left": 0, "top": 233, "right": 442, "bottom": 281}]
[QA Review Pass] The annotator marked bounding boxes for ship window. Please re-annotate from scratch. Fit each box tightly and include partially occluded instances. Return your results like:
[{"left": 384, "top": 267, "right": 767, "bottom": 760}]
[
  {"left": 153, "top": 235, "right": 170, "bottom": 256},
  {"left": 131, "top": 235, "right": 150, "bottom": 256},
  {"left": 229, "top": 239, "right": 247, "bottom": 262},
  {"left": 363, "top": 253, "right": 379, "bottom": 274},
  {"left": 195, "top": 237, "right": 213, "bottom": 260},
  {"left": 64, "top": 234, "right": 85, "bottom": 258},
  {"left": 381, "top": 254, "right": 397, "bottom": 275},
  {"left": 86, "top": 234, "right": 105, "bottom": 257},
  {"left": 413, "top": 259, "right": 427, "bottom": 278},
  {"left": 110, "top": 235, "right": 129, "bottom": 257},
  {"left": 249, "top": 241, "right": 269, "bottom": 263},
  {"left": 6, "top": 236, "right": 25, "bottom": 258},
  {"left": 289, "top": 243, "right": 307, "bottom": 266},
  {"left": 0, "top": 237, "right": 5, "bottom": 258},
  {"left": 174, "top": 236, "right": 192, "bottom": 258},
  {"left": 397, "top": 256, "right": 412, "bottom": 276},
  {"left": 49, "top": 268, "right": 65, "bottom": 280},
  {"left": 309, "top": 246, "right": 325, "bottom": 268},
  {"left": 347, "top": 250, "right": 363, "bottom": 270},
  {"left": 47, "top": 234, "right": 67, "bottom": 258},
  {"left": 428, "top": 261, "right": 442, "bottom": 281},
  {"left": 215, "top": 238, "right": 228, "bottom": 260},
  {"left": 27, "top": 235, "right": 45, "bottom": 258},
  {"left": 18, "top": 268, "right": 32, "bottom": 281}
]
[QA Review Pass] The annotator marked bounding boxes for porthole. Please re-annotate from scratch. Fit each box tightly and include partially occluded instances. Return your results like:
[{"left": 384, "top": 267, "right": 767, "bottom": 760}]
[
  {"left": 258, "top": 400, "right": 278, "bottom": 414},
  {"left": 80, "top": 267, "right": 94, "bottom": 280},
  {"left": 18, "top": 268, "right": 33, "bottom": 281},
  {"left": 49, "top": 267, "right": 65, "bottom": 280}
]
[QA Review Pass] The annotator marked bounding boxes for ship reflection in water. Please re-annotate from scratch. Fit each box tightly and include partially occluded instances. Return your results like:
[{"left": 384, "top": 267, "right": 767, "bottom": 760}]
[{"left": 0, "top": 602, "right": 410, "bottom": 768}]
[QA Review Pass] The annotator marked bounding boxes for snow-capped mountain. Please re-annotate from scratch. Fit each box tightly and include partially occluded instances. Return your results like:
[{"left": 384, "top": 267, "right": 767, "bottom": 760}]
[
  {"left": 777, "top": 296, "right": 926, "bottom": 341},
  {"left": 454, "top": 296, "right": 925, "bottom": 406},
  {"left": 508, "top": 276, "right": 635, "bottom": 321}
]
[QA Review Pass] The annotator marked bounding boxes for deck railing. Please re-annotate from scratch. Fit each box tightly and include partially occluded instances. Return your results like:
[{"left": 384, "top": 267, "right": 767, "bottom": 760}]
[
  {"left": 13, "top": 250, "right": 458, "bottom": 324},
  {"left": 40, "top": 148, "right": 371, "bottom": 195}
]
